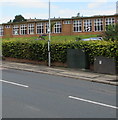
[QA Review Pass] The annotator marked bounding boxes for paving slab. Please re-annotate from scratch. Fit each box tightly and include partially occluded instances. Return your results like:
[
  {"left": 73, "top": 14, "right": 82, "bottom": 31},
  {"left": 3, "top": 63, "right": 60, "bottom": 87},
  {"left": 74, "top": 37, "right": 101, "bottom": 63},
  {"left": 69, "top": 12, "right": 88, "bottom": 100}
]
[{"left": 1, "top": 61, "right": 118, "bottom": 86}]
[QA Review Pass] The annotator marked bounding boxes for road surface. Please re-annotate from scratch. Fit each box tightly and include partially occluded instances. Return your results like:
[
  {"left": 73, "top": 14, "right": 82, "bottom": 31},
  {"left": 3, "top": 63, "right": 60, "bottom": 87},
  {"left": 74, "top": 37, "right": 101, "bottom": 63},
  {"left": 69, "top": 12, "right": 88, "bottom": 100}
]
[{"left": 2, "top": 68, "right": 117, "bottom": 118}]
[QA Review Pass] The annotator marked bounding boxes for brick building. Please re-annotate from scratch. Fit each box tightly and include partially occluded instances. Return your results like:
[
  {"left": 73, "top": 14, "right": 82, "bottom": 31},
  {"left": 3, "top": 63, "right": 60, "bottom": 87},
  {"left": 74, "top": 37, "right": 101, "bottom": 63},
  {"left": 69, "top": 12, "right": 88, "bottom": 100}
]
[{"left": 0, "top": 14, "right": 118, "bottom": 38}]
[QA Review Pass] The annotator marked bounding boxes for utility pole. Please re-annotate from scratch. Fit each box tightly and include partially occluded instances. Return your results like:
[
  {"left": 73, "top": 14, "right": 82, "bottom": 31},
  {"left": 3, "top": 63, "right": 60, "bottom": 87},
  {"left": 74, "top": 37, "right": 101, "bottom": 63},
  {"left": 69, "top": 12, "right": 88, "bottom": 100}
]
[
  {"left": 116, "top": 1, "right": 118, "bottom": 14},
  {"left": 48, "top": 0, "right": 51, "bottom": 67}
]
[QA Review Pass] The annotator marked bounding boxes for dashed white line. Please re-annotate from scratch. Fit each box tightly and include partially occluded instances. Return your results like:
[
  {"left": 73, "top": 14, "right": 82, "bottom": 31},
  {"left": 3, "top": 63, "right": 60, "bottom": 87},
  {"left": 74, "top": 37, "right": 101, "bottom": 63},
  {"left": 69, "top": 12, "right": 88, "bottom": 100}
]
[
  {"left": 69, "top": 96, "right": 118, "bottom": 109},
  {"left": 0, "top": 79, "right": 29, "bottom": 88}
]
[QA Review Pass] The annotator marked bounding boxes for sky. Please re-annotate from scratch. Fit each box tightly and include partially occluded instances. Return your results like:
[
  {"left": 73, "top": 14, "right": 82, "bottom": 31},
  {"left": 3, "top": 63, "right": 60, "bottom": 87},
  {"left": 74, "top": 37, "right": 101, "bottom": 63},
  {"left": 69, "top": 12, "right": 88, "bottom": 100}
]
[{"left": 0, "top": 0, "right": 117, "bottom": 24}]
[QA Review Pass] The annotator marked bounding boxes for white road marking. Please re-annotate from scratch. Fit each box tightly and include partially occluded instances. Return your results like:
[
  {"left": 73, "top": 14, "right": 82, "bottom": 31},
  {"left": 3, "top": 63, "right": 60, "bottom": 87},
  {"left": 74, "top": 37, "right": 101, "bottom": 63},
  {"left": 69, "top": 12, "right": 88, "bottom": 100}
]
[
  {"left": 69, "top": 96, "right": 118, "bottom": 109},
  {"left": 0, "top": 79, "right": 29, "bottom": 88}
]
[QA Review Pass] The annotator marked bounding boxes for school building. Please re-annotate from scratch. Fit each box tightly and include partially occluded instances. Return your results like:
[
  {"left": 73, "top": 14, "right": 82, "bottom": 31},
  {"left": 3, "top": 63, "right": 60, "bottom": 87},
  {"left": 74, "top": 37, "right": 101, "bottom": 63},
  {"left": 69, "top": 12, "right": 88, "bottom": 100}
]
[{"left": 0, "top": 14, "right": 118, "bottom": 38}]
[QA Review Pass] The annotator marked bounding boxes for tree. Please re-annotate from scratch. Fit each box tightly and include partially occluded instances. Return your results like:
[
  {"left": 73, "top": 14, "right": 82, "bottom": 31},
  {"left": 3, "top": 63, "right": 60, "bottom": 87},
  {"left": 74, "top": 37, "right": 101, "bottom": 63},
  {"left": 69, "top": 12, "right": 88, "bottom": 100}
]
[
  {"left": 51, "top": 22, "right": 56, "bottom": 33},
  {"left": 13, "top": 15, "right": 26, "bottom": 23},
  {"left": 103, "top": 23, "right": 118, "bottom": 42}
]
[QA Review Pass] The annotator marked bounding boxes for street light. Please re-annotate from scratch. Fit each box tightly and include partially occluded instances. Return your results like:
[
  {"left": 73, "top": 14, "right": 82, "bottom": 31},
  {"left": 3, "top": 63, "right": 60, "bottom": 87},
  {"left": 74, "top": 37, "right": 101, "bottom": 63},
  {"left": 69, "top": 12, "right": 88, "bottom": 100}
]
[{"left": 48, "top": 0, "right": 51, "bottom": 67}]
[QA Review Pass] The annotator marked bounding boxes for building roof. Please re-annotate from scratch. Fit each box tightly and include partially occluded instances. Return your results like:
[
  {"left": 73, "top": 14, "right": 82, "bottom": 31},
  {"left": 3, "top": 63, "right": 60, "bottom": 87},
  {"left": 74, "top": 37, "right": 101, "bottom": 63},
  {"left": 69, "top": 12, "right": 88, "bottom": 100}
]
[{"left": 1, "top": 14, "right": 118, "bottom": 25}]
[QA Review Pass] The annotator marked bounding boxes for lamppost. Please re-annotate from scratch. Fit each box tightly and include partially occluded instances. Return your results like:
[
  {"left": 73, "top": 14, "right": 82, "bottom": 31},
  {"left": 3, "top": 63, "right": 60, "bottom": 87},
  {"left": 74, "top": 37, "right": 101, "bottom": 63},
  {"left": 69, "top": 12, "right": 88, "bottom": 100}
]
[{"left": 48, "top": 0, "right": 51, "bottom": 67}]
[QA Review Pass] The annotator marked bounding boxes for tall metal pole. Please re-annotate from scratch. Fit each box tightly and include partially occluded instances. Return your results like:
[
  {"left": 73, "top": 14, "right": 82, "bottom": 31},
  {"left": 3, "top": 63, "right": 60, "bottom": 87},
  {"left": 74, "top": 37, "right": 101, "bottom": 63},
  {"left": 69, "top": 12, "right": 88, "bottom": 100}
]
[{"left": 48, "top": 0, "right": 51, "bottom": 67}]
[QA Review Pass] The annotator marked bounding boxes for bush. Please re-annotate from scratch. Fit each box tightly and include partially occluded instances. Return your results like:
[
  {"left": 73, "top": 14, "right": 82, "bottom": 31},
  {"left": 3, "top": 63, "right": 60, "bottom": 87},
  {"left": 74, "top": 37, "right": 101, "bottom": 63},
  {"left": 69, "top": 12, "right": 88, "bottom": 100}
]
[
  {"left": 103, "top": 23, "right": 118, "bottom": 42},
  {"left": 2, "top": 39, "right": 118, "bottom": 64}
]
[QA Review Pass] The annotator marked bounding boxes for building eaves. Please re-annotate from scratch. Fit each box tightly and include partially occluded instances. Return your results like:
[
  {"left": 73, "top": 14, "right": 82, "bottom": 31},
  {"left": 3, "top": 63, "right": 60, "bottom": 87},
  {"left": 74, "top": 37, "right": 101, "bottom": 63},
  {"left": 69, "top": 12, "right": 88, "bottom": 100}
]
[{"left": 1, "top": 14, "right": 118, "bottom": 25}]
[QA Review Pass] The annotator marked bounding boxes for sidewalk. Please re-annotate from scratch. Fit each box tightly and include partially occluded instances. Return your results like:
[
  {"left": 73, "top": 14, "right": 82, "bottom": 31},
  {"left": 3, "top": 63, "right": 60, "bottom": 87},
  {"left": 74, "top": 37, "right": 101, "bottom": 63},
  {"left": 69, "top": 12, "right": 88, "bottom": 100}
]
[{"left": 1, "top": 61, "right": 118, "bottom": 86}]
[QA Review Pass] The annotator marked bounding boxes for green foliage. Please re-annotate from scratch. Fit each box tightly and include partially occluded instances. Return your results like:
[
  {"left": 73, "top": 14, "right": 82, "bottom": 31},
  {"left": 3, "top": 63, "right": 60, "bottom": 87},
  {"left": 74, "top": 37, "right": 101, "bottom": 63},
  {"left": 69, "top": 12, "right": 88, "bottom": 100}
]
[
  {"left": 103, "top": 23, "right": 118, "bottom": 42},
  {"left": 51, "top": 22, "right": 56, "bottom": 33},
  {"left": 2, "top": 34, "right": 98, "bottom": 42},
  {"left": 13, "top": 15, "right": 26, "bottom": 23},
  {"left": 2, "top": 39, "right": 118, "bottom": 64},
  {"left": 75, "top": 36, "right": 81, "bottom": 41}
]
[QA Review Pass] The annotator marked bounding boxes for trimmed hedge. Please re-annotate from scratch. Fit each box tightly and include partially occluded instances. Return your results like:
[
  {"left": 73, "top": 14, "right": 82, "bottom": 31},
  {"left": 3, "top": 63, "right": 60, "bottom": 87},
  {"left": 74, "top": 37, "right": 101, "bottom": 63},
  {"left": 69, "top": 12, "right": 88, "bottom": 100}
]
[{"left": 2, "top": 39, "right": 118, "bottom": 64}]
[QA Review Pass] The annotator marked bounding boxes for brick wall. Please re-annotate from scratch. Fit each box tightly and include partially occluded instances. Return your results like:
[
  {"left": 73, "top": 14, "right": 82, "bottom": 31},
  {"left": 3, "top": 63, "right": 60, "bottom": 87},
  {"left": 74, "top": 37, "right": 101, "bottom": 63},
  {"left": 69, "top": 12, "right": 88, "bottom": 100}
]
[{"left": 1, "top": 14, "right": 118, "bottom": 38}]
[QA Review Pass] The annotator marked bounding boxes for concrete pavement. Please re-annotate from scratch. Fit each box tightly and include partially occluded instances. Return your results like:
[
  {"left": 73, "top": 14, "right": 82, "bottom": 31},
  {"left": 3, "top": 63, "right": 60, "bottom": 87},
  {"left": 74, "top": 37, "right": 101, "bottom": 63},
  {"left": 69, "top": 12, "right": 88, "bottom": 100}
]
[{"left": 1, "top": 61, "right": 118, "bottom": 86}]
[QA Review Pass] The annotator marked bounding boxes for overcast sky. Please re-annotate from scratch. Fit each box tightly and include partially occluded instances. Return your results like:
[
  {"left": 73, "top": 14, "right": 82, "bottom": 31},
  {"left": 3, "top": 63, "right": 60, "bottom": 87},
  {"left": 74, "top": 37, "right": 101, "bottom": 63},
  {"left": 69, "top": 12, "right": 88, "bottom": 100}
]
[{"left": 0, "top": 0, "right": 117, "bottom": 24}]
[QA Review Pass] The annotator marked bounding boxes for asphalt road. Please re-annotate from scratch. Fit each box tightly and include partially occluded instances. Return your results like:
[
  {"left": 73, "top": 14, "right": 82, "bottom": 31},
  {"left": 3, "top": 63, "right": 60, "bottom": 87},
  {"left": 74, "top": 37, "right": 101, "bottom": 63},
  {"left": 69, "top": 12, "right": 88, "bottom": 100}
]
[{"left": 2, "top": 68, "right": 118, "bottom": 118}]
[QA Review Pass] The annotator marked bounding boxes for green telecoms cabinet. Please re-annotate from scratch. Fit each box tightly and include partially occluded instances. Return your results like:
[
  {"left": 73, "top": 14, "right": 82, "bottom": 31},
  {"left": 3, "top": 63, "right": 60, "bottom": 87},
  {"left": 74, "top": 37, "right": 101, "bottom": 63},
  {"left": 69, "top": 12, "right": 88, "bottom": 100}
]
[
  {"left": 67, "top": 49, "right": 89, "bottom": 69},
  {"left": 94, "top": 56, "right": 117, "bottom": 75}
]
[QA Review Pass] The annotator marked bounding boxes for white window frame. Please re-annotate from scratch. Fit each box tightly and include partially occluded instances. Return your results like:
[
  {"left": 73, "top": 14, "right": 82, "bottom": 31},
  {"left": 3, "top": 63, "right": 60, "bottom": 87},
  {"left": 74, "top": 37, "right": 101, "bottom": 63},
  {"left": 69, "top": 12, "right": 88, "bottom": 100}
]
[
  {"left": 63, "top": 20, "right": 71, "bottom": 24},
  {"left": 20, "top": 24, "right": 27, "bottom": 35},
  {"left": 0, "top": 26, "right": 4, "bottom": 36},
  {"left": 36, "top": 23, "right": 44, "bottom": 34},
  {"left": 73, "top": 20, "right": 82, "bottom": 32},
  {"left": 54, "top": 22, "right": 62, "bottom": 33},
  {"left": 45, "top": 22, "right": 49, "bottom": 34},
  {"left": 13, "top": 25, "right": 19, "bottom": 35},
  {"left": 5, "top": 25, "right": 10, "bottom": 28},
  {"left": 105, "top": 17, "right": 115, "bottom": 27},
  {"left": 94, "top": 18, "right": 103, "bottom": 31},
  {"left": 84, "top": 19, "right": 92, "bottom": 32},
  {"left": 28, "top": 24, "right": 34, "bottom": 34}
]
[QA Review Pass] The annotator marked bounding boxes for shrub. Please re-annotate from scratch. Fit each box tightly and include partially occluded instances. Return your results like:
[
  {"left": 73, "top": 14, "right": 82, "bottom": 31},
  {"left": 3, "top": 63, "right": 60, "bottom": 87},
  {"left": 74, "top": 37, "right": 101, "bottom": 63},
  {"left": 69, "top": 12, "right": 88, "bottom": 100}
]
[
  {"left": 2, "top": 39, "right": 118, "bottom": 64},
  {"left": 103, "top": 23, "right": 118, "bottom": 42}
]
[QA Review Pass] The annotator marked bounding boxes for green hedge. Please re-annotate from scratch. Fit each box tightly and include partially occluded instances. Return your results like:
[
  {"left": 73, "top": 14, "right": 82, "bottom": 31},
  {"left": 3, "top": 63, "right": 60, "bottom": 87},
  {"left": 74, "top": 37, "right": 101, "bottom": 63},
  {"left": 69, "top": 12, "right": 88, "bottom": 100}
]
[{"left": 2, "top": 39, "right": 118, "bottom": 64}]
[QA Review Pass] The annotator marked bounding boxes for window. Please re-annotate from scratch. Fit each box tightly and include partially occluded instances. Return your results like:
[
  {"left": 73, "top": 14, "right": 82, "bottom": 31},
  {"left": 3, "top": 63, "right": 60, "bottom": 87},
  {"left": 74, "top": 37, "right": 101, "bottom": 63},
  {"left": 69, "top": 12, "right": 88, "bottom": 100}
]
[
  {"left": 63, "top": 20, "right": 71, "bottom": 24},
  {"left": 73, "top": 20, "right": 82, "bottom": 32},
  {"left": 105, "top": 18, "right": 115, "bottom": 27},
  {"left": 45, "top": 23, "right": 49, "bottom": 34},
  {"left": 36, "top": 23, "right": 44, "bottom": 34},
  {"left": 28, "top": 24, "right": 34, "bottom": 34},
  {"left": 54, "top": 22, "right": 62, "bottom": 33},
  {"left": 5, "top": 25, "right": 10, "bottom": 28},
  {"left": 94, "top": 18, "right": 103, "bottom": 31},
  {"left": 20, "top": 24, "right": 27, "bottom": 35},
  {"left": 84, "top": 19, "right": 92, "bottom": 32},
  {"left": 13, "top": 25, "right": 19, "bottom": 35},
  {"left": 0, "top": 26, "right": 3, "bottom": 36}
]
